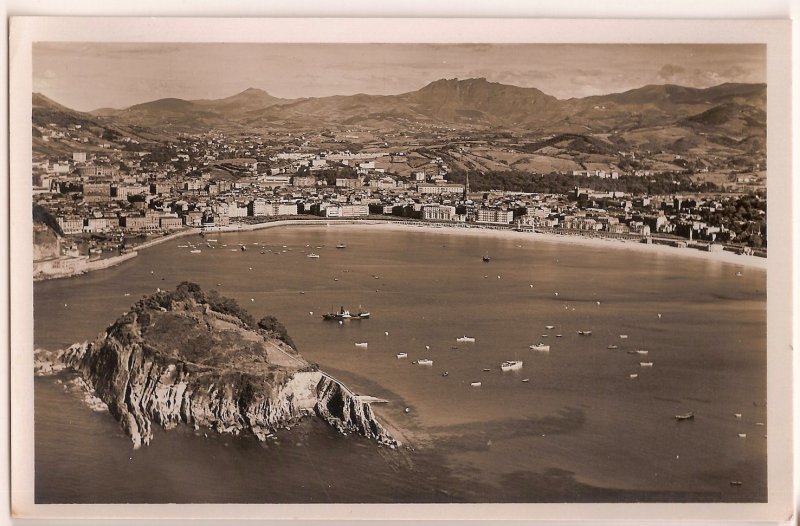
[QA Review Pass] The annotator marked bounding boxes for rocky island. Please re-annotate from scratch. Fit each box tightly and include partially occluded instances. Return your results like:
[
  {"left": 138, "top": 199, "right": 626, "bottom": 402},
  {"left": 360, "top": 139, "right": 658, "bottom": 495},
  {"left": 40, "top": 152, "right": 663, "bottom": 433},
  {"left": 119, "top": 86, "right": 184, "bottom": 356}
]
[{"left": 34, "top": 282, "right": 398, "bottom": 449}]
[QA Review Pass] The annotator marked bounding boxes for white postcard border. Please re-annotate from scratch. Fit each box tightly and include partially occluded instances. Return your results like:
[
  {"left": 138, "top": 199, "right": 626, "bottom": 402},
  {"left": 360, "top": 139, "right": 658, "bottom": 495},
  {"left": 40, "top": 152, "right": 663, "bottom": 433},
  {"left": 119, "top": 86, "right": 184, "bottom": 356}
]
[{"left": 8, "top": 16, "right": 794, "bottom": 522}]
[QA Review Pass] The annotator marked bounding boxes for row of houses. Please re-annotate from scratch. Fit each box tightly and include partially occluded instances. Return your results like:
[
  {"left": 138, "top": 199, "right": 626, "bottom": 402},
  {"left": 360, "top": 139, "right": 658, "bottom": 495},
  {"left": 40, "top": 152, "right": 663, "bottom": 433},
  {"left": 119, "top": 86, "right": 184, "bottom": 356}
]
[{"left": 56, "top": 213, "right": 183, "bottom": 234}]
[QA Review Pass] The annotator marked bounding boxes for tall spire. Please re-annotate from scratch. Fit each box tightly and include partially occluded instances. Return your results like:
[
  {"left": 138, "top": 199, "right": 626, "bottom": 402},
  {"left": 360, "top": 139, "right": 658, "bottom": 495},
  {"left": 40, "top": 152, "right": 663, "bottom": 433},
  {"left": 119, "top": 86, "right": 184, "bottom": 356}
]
[{"left": 464, "top": 172, "right": 470, "bottom": 199}]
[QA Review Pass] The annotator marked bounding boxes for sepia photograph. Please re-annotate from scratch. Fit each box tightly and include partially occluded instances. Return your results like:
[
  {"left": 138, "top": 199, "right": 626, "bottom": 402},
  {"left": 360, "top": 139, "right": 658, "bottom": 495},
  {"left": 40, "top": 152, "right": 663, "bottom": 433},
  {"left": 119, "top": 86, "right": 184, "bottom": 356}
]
[{"left": 8, "top": 16, "right": 794, "bottom": 522}]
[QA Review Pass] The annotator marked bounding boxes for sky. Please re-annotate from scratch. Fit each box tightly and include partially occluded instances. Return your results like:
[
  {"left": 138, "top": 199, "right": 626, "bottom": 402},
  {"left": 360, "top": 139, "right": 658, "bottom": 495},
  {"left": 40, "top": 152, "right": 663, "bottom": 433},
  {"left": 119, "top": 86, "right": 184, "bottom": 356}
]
[{"left": 33, "top": 43, "right": 766, "bottom": 112}]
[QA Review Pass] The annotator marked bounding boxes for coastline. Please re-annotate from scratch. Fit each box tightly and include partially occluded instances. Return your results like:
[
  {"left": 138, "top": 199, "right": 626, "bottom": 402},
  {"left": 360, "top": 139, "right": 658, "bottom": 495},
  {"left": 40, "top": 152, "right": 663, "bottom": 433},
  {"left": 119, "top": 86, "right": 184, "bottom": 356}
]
[
  {"left": 35, "top": 217, "right": 767, "bottom": 281},
  {"left": 363, "top": 221, "right": 768, "bottom": 271}
]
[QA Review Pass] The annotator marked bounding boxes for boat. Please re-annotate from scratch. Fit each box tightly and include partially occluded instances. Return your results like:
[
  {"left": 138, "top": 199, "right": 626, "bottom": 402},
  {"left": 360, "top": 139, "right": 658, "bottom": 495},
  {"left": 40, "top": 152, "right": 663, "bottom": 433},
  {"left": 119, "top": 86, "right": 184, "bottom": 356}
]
[
  {"left": 675, "top": 411, "right": 694, "bottom": 421},
  {"left": 482, "top": 254, "right": 491, "bottom": 262},
  {"left": 322, "top": 306, "right": 370, "bottom": 321},
  {"left": 336, "top": 243, "right": 347, "bottom": 249},
  {"left": 396, "top": 353, "right": 407, "bottom": 359},
  {"left": 354, "top": 342, "right": 368, "bottom": 349},
  {"left": 441, "top": 372, "right": 449, "bottom": 377},
  {"left": 521, "top": 378, "right": 530, "bottom": 383},
  {"left": 307, "top": 253, "right": 320, "bottom": 258},
  {"left": 417, "top": 359, "right": 433, "bottom": 366},
  {"left": 619, "top": 334, "right": 628, "bottom": 339},
  {"left": 555, "top": 334, "right": 563, "bottom": 338},
  {"left": 240, "top": 245, "right": 247, "bottom": 251},
  {"left": 577, "top": 330, "right": 592, "bottom": 336},
  {"left": 730, "top": 481, "right": 743, "bottom": 486},
  {"left": 456, "top": 336, "right": 476, "bottom": 343},
  {"left": 635, "top": 349, "right": 649, "bottom": 355},
  {"left": 470, "top": 381, "right": 482, "bottom": 387},
  {"left": 190, "top": 249, "right": 202, "bottom": 254},
  {"left": 629, "top": 373, "right": 639, "bottom": 379},
  {"left": 529, "top": 343, "right": 550, "bottom": 352},
  {"left": 607, "top": 345, "right": 618, "bottom": 350},
  {"left": 500, "top": 360, "right": 523, "bottom": 371},
  {"left": 545, "top": 325, "right": 555, "bottom": 330},
  {"left": 640, "top": 362, "right": 654, "bottom": 367},
  {"left": 738, "top": 433, "right": 747, "bottom": 438}
]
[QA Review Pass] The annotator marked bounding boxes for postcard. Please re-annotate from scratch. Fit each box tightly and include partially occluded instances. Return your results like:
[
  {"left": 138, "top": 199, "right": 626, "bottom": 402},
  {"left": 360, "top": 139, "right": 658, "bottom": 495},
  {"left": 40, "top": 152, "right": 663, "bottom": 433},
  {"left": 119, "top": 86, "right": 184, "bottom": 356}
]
[{"left": 8, "top": 16, "right": 794, "bottom": 522}]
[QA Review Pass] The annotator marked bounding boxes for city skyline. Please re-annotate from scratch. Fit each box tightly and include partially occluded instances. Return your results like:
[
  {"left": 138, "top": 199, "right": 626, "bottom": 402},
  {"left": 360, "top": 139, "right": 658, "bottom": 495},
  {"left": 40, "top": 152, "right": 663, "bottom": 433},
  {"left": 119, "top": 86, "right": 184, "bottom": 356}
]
[{"left": 33, "top": 43, "right": 765, "bottom": 112}]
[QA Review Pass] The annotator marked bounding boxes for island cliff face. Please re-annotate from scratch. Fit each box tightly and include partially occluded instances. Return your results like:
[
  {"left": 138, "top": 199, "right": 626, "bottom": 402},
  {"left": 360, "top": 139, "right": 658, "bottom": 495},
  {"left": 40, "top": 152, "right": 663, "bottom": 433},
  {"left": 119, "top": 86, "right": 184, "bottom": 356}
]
[{"left": 35, "top": 283, "right": 397, "bottom": 449}]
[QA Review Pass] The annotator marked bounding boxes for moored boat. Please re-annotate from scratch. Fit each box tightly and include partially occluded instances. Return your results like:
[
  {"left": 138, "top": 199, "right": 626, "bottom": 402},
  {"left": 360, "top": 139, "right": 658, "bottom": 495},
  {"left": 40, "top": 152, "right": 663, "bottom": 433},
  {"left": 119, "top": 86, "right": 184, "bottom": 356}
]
[
  {"left": 675, "top": 411, "right": 694, "bottom": 421},
  {"left": 322, "top": 306, "right": 370, "bottom": 321},
  {"left": 336, "top": 243, "right": 347, "bottom": 249},
  {"left": 607, "top": 345, "right": 619, "bottom": 350},
  {"left": 354, "top": 342, "right": 368, "bottom": 349},
  {"left": 190, "top": 249, "right": 201, "bottom": 254},
  {"left": 577, "top": 330, "right": 592, "bottom": 336},
  {"left": 470, "top": 381, "right": 482, "bottom": 387},
  {"left": 529, "top": 343, "right": 550, "bottom": 352},
  {"left": 307, "top": 253, "right": 320, "bottom": 258},
  {"left": 456, "top": 336, "right": 476, "bottom": 343},
  {"left": 417, "top": 358, "right": 433, "bottom": 366},
  {"left": 396, "top": 352, "right": 408, "bottom": 359},
  {"left": 639, "top": 362, "right": 653, "bottom": 367},
  {"left": 500, "top": 360, "right": 523, "bottom": 371}
]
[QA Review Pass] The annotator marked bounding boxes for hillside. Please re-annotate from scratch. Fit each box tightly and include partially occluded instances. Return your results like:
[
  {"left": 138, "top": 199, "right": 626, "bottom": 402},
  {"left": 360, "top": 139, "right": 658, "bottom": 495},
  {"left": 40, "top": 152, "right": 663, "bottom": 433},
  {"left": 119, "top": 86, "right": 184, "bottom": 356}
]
[
  {"left": 34, "top": 283, "right": 398, "bottom": 449},
  {"left": 74, "top": 78, "right": 766, "bottom": 135}
]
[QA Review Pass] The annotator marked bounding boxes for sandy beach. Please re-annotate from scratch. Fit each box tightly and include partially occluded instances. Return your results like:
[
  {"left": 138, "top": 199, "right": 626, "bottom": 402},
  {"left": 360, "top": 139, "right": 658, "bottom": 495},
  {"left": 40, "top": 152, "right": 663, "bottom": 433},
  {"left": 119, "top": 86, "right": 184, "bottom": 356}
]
[
  {"left": 43, "top": 217, "right": 766, "bottom": 282},
  {"left": 360, "top": 221, "right": 768, "bottom": 271},
  {"left": 196, "top": 217, "right": 768, "bottom": 270}
]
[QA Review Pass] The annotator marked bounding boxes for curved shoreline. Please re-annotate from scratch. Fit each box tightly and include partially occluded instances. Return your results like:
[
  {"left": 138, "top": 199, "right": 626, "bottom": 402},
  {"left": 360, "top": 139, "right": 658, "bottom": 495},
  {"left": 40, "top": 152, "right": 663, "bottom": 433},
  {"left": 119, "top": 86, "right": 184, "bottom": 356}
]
[{"left": 37, "top": 217, "right": 767, "bottom": 281}]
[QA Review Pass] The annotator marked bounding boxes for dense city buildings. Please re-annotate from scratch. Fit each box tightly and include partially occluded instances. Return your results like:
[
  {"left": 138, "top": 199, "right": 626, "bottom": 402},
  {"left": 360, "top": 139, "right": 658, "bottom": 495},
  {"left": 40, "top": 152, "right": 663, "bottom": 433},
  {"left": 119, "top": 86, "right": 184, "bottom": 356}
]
[{"left": 31, "top": 85, "right": 767, "bottom": 274}]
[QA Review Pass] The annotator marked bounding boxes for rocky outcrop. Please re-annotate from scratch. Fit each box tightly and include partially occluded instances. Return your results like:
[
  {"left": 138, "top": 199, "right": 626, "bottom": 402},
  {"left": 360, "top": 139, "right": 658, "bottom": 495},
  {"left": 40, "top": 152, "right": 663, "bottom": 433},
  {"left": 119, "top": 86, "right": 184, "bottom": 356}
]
[{"left": 34, "top": 283, "right": 398, "bottom": 449}]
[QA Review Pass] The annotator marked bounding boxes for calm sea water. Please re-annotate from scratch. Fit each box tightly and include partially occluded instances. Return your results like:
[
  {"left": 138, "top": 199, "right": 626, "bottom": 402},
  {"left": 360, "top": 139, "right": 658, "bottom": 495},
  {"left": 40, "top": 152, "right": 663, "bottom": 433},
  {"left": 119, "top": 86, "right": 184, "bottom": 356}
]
[{"left": 33, "top": 225, "right": 767, "bottom": 503}]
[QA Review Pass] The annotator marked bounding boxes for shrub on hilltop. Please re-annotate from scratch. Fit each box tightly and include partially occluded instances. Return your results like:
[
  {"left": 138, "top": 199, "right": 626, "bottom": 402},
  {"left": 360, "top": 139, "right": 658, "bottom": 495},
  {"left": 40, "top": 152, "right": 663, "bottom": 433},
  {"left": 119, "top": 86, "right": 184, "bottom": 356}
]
[{"left": 257, "top": 315, "right": 297, "bottom": 350}]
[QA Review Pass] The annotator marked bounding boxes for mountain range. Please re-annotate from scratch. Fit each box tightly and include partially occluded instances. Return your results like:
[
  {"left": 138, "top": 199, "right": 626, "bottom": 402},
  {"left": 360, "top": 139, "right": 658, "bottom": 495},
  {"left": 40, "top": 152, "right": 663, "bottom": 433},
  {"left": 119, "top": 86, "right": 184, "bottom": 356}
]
[
  {"left": 33, "top": 78, "right": 767, "bottom": 170},
  {"left": 59, "top": 77, "right": 763, "bottom": 135}
]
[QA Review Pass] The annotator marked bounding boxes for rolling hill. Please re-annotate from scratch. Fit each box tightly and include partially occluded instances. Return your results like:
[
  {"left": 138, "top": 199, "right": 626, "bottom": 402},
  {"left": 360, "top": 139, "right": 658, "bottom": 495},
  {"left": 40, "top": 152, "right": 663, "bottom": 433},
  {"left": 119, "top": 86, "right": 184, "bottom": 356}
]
[{"left": 81, "top": 78, "right": 765, "bottom": 139}]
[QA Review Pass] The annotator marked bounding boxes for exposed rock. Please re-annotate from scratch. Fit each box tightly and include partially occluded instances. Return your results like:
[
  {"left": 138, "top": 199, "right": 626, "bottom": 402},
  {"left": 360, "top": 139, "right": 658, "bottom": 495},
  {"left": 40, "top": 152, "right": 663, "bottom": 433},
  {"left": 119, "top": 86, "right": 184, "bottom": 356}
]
[{"left": 35, "top": 283, "right": 398, "bottom": 449}]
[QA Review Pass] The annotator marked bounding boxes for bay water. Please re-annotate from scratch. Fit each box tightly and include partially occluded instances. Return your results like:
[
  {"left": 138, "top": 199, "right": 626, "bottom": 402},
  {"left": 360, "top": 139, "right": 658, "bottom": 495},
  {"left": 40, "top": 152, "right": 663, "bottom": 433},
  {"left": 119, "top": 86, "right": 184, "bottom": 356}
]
[{"left": 33, "top": 225, "right": 767, "bottom": 503}]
